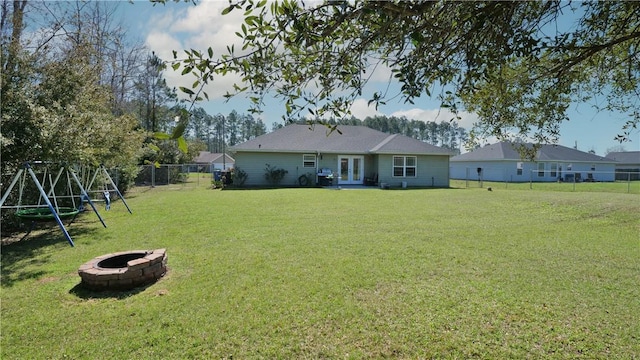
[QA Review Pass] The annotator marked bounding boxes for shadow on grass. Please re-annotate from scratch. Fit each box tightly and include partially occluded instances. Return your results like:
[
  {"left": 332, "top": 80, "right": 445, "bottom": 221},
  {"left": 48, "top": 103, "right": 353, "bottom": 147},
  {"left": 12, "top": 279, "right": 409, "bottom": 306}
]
[
  {"left": 0, "top": 223, "right": 97, "bottom": 288},
  {"left": 68, "top": 279, "right": 161, "bottom": 300}
]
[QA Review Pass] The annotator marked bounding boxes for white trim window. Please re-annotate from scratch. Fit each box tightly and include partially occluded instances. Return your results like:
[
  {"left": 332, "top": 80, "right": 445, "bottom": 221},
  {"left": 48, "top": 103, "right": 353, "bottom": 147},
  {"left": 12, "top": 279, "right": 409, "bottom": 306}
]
[
  {"left": 303, "top": 154, "right": 317, "bottom": 168},
  {"left": 538, "top": 162, "right": 545, "bottom": 177},
  {"left": 393, "top": 156, "right": 417, "bottom": 177}
]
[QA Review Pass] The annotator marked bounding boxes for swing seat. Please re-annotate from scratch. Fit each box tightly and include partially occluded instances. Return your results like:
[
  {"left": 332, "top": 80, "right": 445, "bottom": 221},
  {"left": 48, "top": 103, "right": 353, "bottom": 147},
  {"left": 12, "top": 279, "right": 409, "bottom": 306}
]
[{"left": 15, "top": 207, "right": 80, "bottom": 221}]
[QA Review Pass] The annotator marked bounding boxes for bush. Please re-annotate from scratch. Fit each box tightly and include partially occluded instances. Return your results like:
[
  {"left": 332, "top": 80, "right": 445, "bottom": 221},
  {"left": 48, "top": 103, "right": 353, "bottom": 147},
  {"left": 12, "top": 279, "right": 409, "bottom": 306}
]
[
  {"left": 211, "top": 179, "right": 224, "bottom": 189},
  {"left": 232, "top": 167, "right": 248, "bottom": 187},
  {"left": 264, "top": 163, "right": 288, "bottom": 186},
  {"left": 110, "top": 164, "right": 139, "bottom": 194}
]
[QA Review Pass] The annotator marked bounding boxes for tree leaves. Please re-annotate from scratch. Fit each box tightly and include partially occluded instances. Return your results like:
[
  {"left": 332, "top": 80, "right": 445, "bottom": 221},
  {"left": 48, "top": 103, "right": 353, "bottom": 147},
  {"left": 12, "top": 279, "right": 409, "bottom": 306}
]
[
  {"left": 176, "top": 135, "right": 188, "bottom": 153},
  {"left": 153, "top": 132, "right": 171, "bottom": 140},
  {"left": 171, "top": 123, "right": 186, "bottom": 139}
]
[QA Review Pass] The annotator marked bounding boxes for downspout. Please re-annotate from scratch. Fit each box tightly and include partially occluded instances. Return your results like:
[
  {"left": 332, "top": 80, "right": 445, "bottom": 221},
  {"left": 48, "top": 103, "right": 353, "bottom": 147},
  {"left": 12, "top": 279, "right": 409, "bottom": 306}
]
[{"left": 316, "top": 152, "right": 320, "bottom": 186}]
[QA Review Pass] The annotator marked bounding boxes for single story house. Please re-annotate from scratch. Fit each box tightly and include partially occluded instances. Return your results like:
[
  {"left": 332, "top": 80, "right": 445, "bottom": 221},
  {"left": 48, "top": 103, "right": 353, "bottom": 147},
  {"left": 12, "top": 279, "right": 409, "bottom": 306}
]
[
  {"left": 192, "top": 151, "right": 235, "bottom": 172},
  {"left": 229, "top": 124, "right": 453, "bottom": 187},
  {"left": 450, "top": 142, "right": 617, "bottom": 182},
  {"left": 605, "top": 151, "right": 640, "bottom": 180}
]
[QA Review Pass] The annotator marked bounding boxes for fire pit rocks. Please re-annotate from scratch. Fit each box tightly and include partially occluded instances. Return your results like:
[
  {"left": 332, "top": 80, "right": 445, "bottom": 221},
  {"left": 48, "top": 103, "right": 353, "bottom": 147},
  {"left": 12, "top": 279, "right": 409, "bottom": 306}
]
[{"left": 78, "top": 249, "right": 167, "bottom": 291}]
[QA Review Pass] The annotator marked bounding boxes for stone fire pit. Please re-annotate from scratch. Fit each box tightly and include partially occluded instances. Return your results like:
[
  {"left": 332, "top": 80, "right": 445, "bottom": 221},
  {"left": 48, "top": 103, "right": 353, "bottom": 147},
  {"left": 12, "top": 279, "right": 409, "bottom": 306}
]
[{"left": 78, "top": 249, "right": 167, "bottom": 291}]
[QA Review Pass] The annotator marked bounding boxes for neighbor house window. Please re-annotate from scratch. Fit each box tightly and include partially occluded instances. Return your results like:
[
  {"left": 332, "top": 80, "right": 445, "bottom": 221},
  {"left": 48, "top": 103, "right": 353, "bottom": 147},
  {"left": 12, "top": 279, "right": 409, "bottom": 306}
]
[
  {"left": 393, "top": 156, "right": 416, "bottom": 177},
  {"left": 303, "top": 154, "right": 317, "bottom": 168},
  {"left": 550, "top": 163, "right": 557, "bottom": 178},
  {"left": 538, "top": 163, "right": 545, "bottom": 177},
  {"left": 516, "top": 162, "right": 523, "bottom": 175},
  {"left": 591, "top": 164, "right": 596, "bottom": 171}
]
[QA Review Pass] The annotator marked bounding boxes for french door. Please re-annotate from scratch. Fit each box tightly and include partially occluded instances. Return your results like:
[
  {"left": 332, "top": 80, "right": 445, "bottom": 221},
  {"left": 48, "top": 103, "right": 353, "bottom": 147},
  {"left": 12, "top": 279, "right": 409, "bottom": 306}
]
[{"left": 338, "top": 156, "right": 364, "bottom": 185}]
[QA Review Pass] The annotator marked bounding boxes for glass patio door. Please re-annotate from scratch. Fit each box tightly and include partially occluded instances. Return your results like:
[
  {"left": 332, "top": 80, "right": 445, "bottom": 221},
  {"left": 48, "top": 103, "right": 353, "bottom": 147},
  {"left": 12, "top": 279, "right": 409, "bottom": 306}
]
[{"left": 338, "top": 156, "right": 363, "bottom": 185}]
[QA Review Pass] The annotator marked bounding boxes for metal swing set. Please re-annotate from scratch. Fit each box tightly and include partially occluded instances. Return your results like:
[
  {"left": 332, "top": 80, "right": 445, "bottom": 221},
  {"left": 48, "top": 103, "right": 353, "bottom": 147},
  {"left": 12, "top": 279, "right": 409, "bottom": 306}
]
[
  {"left": 0, "top": 162, "right": 130, "bottom": 247},
  {"left": 78, "top": 164, "right": 132, "bottom": 215}
]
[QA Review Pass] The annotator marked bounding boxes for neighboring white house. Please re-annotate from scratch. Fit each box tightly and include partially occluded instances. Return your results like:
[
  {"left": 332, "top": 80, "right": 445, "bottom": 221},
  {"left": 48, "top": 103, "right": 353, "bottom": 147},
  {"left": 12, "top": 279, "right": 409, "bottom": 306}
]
[
  {"left": 192, "top": 152, "right": 235, "bottom": 172},
  {"left": 450, "top": 142, "right": 617, "bottom": 182},
  {"left": 606, "top": 151, "right": 640, "bottom": 180}
]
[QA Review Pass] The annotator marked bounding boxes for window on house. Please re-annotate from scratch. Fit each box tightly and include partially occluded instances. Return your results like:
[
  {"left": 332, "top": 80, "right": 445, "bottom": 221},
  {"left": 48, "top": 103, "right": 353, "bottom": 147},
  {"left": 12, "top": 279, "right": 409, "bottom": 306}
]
[
  {"left": 393, "top": 156, "right": 417, "bottom": 177},
  {"left": 550, "top": 163, "right": 557, "bottom": 177},
  {"left": 591, "top": 164, "right": 596, "bottom": 171},
  {"left": 516, "top": 162, "right": 523, "bottom": 175},
  {"left": 538, "top": 163, "right": 545, "bottom": 177},
  {"left": 303, "top": 154, "right": 316, "bottom": 168}
]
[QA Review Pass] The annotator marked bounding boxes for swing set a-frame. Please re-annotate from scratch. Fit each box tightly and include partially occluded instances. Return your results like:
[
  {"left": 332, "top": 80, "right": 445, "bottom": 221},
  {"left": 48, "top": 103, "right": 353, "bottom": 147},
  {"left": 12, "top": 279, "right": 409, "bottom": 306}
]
[
  {"left": 79, "top": 164, "right": 132, "bottom": 214},
  {"left": 0, "top": 162, "right": 131, "bottom": 247}
]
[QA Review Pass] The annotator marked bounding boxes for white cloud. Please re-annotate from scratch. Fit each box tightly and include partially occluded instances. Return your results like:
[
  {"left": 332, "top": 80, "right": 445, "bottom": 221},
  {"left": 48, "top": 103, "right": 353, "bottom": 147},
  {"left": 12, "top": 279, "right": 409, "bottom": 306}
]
[
  {"left": 144, "top": 0, "right": 248, "bottom": 100},
  {"left": 364, "top": 61, "right": 394, "bottom": 83},
  {"left": 171, "top": 1, "right": 226, "bottom": 33},
  {"left": 350, "top": 98, "right": 382, "bottom": 119},
  {"left": 146, "top": 32, "right": 181, "bottom": 60}
]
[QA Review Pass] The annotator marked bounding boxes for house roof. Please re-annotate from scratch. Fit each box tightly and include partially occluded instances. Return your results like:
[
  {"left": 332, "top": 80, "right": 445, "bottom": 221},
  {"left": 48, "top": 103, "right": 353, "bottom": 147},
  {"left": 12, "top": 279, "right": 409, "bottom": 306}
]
[
  {"left": 193, "top": 152, "right": 235, "bottom": 164},
  {"left": 230, "top": 124, "right": 453, "bottom": 155},
  {"left": 605, "top": 151, "right": 640, "bottom": 165},
  {"left": 451, "top": 142, "right": 614, "bottom": 163}
]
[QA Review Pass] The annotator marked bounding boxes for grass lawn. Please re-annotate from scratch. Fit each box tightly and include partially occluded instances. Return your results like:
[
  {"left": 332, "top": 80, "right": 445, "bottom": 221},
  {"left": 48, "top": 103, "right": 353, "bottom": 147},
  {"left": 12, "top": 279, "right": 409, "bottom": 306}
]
[{"left": 1, "top": 184, "right": 639, "bottom": 359}]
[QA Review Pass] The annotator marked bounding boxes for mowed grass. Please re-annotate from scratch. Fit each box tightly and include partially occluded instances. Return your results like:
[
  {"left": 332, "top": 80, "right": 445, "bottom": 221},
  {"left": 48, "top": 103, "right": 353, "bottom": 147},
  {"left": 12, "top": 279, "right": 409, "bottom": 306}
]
[{"left": 1, "top": 184, "right": 639, "bottom": 359}]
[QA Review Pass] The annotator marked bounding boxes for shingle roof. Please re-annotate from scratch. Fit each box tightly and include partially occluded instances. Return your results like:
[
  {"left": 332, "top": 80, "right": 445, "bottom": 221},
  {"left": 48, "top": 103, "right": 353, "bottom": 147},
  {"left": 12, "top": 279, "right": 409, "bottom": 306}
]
[
  {"left": 193, "top": 152, "right": 234, "bottom": 163},
  {"left": 605, "top": 151, "right": 640, "bottom": 164},
  {"left": 230, "top": 125, "right": 452, "bottom": 155},
  {"left": 451, "top": 142, "right": 614, "bottom": 163}
]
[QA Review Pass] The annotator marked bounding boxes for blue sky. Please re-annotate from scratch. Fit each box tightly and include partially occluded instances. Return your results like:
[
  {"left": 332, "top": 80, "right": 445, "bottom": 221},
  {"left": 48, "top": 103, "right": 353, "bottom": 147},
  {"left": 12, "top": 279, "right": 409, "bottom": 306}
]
[{"left": 119, "top": 0, "right": 639, "bottom": 155}]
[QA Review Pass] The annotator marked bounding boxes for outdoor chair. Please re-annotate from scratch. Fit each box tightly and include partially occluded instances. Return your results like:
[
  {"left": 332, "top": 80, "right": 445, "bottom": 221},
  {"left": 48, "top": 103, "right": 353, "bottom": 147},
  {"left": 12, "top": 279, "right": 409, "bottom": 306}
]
[{"left": 364, "top": 173, "right": 378, "bottom": 186}]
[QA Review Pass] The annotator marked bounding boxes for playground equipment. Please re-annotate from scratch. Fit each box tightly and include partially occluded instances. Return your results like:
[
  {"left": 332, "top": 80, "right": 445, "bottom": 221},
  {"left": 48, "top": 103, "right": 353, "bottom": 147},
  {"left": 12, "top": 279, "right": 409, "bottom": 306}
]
[
  {"left": 0, "top": 162, "right": 107, "bottom": 246},
  {"left": 79, "top": 164, "right": 132, "bottom": 214},
  {"left": 16, "top": 207, "right": 80, "bottom": 221}
]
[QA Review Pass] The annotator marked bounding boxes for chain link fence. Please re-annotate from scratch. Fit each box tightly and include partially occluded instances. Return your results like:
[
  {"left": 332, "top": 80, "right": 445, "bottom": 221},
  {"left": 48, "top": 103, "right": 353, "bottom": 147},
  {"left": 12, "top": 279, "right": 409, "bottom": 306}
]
[
  {"left": 452, "top": 168, "right": 639, "bottom": 194},
  {"left": 135, "top": 164, "right": 215, "bottom": 189}
]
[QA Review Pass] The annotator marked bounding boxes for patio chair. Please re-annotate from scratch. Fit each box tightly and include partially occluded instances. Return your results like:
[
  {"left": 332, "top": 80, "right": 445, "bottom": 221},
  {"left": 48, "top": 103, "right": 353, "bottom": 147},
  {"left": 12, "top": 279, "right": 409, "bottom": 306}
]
[{"left": 364, "top": 173, "right": 378, "bottom": 186}]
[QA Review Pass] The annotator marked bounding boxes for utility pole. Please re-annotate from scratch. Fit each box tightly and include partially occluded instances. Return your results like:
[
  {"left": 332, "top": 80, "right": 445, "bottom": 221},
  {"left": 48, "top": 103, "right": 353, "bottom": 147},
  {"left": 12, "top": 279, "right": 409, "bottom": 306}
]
[{"left": 222, "top": 115, "right": 226, "bottom": 171}]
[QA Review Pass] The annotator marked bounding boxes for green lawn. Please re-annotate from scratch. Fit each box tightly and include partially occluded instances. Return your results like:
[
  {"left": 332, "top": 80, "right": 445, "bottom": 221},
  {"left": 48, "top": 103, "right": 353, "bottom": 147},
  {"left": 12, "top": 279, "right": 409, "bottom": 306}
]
[{"left": 2, "top": 185, "right": 639, "bottom": 359}]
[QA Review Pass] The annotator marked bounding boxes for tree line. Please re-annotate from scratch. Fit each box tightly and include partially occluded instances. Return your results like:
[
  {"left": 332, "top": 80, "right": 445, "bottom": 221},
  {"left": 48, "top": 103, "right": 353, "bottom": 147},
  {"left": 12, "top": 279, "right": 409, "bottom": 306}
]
[{"left": 187, "top": 109, "right": 268, "bottom": 154}]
